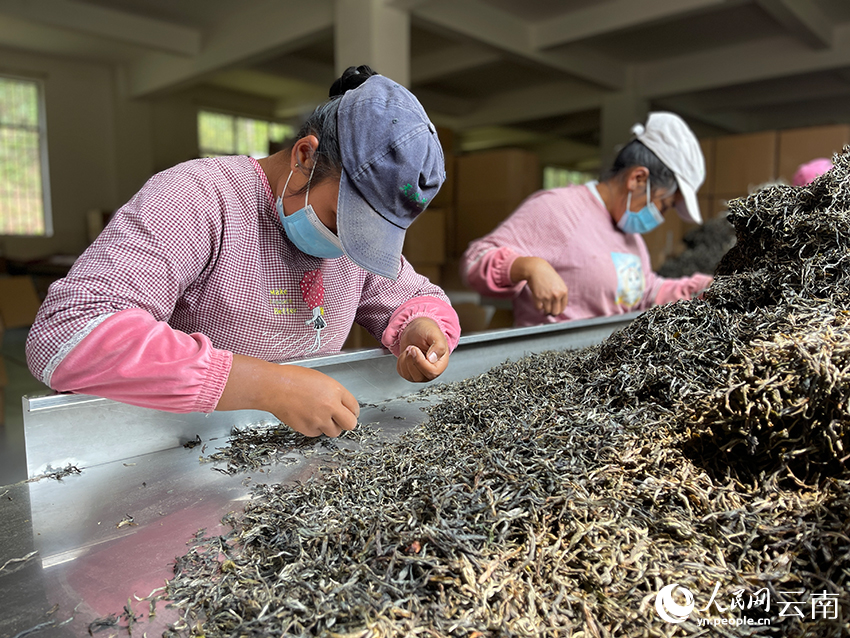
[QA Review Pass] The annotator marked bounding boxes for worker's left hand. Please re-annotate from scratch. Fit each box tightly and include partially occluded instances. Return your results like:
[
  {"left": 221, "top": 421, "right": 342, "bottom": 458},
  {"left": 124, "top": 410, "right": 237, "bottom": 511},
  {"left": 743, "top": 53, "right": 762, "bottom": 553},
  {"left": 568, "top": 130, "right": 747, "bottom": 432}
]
[{"left": 396, "top": 317, "right": 450, "bottom": 383}]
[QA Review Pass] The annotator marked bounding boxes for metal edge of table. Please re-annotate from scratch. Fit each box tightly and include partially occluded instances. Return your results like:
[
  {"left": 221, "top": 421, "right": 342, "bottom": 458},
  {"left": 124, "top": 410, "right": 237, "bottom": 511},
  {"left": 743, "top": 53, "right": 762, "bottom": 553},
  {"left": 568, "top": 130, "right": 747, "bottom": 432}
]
[{"left": 21, "top": 312, "right": 639, "bottom": 479}]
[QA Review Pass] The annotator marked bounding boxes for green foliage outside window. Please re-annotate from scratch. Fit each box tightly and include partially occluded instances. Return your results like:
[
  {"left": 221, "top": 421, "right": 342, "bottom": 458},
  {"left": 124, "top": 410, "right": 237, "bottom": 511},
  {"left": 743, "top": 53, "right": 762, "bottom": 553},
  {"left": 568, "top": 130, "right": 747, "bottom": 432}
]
[
  {"left": 0, "top": 76, "right": 49, "bottom": 236},
  {"left": 543, "top": 166, "right": 595, "bottom": 190},
  {"left": 198, "top": 111, "right": 294, "bottom": 159}
]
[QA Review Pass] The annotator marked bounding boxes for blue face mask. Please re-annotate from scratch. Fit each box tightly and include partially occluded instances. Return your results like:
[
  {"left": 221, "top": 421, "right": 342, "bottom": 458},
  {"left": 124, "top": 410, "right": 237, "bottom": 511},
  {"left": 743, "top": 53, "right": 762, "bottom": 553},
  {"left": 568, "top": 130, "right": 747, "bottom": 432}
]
[
  {"left": 617, "top": 178, "right": 665, "bottom": 234},
  {"left": 276, "top": 167, "right": 344, "bottom": 259}
]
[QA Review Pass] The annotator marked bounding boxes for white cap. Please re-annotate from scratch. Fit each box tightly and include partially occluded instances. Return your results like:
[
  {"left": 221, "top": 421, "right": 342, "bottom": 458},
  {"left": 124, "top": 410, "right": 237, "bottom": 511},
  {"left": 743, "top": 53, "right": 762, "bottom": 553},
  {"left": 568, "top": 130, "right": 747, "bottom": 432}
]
[{"left": 632, "top": 112, "right": 705, "bottom": 225}]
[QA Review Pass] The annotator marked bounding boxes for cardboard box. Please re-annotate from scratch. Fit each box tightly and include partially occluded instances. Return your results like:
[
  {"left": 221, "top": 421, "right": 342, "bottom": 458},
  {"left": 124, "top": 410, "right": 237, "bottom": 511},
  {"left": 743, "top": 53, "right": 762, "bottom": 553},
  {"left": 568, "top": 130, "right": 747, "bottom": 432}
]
[
  {"left": 453, "top": 149, "right": 541, "bottom": 256},
  {"left": 455, "top": 148, "right": 541, "bottom": 206},
  {"left": 454, "top": 200, "right": 522, "bottom": 257},
  {"left": 435, "top": 126, "right": 456, "bottom": 156},
  {"left": 698, "top": 195, "right": 725, "bottom": 221},
  {"left": 431, "top": 127, "right": 456, "bottom": 209},
  {"left": 439, "top": 259, "right": 466, "bottom": 291},
  {"left": 0, "top": 276, "right": 42, "bottom": 329},
  {"left": 713, "top": 131, "right": 778, "bottom": 195},
  {"left": 409, "top": 263, "right": 441, "bottom": 285},
  {"left": 431, "top": 154, "right": 455, "bottom": 209},
  {"left": 488, "top": 307, "right": 514, "bottom": 329},
  {"left": 777, "top": 124, "right": 850, "bottom": 184},
  {"left": 643, "top": 216, "right": 685, "bottom": 271},
  {"left": 715, "top": 191, "right": 749, "bottom": 208},
  {"left": 453, "top": 302, "right": 494, "bottom": 334},
  {"left": 699, "top": 137, "right": 716, "bottom": 196},
  {"left": 403, "top": 208, "right": 446, "bottom": 265}
]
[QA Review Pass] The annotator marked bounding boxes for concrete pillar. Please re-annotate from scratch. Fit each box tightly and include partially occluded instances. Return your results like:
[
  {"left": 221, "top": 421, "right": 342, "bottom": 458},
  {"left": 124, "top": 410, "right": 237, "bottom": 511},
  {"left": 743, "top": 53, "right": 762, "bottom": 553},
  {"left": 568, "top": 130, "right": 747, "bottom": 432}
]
[
  {"left": 334, "top": 0, "right": 410, "bottom": 87},
  {"left": 599, "top": 92, "right": 649, "bottom": 170}
]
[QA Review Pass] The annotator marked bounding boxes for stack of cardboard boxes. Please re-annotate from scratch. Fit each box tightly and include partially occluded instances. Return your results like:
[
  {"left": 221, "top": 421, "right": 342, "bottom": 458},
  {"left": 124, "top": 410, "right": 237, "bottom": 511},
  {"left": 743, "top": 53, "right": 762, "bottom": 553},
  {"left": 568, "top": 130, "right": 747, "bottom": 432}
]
[
  {"left": 644, "top": 123, "right": 850, "bottom": 271},
  {"left": 450, "top": 148, "right": 541, "bottom": 331},
  {"left": 0, "top": 276, "right": 43, "bottom": 422},
  {"left": 342, "top": 122, "right": 850, "bottom": 347},
  {"left": 401, "top": 125, "right": 456, "bottom": 286},
  {"left": 701, "top": 124, "right": 850, "bottom": 232}
]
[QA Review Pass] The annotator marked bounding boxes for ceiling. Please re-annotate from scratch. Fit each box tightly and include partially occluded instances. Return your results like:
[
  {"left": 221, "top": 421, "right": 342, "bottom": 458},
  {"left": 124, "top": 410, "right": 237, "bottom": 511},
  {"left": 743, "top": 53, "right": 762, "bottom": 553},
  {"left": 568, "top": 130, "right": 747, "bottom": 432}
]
[{"left": 2, "top": 0, "right": 850, "bottom": 169}]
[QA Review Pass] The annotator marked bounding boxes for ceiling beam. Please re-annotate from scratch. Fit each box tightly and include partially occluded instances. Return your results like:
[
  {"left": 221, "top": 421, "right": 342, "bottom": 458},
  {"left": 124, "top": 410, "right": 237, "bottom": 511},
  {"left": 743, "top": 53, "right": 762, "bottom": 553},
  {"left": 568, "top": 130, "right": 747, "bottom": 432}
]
[
  {"left": 532, "top": 137, "right": 601, "bottom": 168},
  {"left": 531, "top": 0, "right": 734, "bottom": 50},
  {"left": 458, "top": 125, "right": 547, "bottom": 152},
  {"left": 674, "top": 78, "right": 850, "bottom": 112},
  {"left": 454, "top": 81, "right": 604, "bottom": 129},
  {"left": 637, "top": 23, "right": 850, "bottom": 98},
  {"left": 256, "top": 56, "right": 337, "bottom": 90},
  {"left": 410, "top": 0, "right": 626, "bottom": 90},
  {"left": 411, "top": 44, "right": 501, "bottom": 83},
  {"left": 652, "top": 95, "right": 763, "bottom": 133},
  {"left": 755, "top": 0, "right": 833, "bottom": 49},
  {"left": 0, "top": 0, "right": 201, "bottom": 56},
  {"left": 385, "top": 0, "right": 432, "bottom": 9},
  {"left": 127, "top": 0, "right": 334, "bottom": 98},
  {"left": 449, "top": 17, "right": 850, "bottom": 134},
  {"left": 414, "top": 86, "right": 479, "bottom": 116}
]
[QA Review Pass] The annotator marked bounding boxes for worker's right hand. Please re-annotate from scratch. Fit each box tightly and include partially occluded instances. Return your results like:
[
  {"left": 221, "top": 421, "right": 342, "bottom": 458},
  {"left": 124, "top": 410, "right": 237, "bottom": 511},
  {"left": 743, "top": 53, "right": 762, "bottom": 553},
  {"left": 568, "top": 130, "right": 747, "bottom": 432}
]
[
  {"left": 510, "top": 256, "right": 569, "bottom": 316},
  {"left": 216, "top": 354, "right": 359, "bottom": 437}
]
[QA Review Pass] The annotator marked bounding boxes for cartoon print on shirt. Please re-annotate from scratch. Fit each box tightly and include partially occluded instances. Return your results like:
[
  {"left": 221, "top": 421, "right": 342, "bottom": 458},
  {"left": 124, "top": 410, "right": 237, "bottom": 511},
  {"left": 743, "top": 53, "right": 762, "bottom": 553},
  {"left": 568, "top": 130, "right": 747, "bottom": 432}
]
[
  {"left": 610, "top": 252, "right": 644, "bottom": 308},
  {"left": 300, "top": 270, "right": 327, "bottom": 353}
]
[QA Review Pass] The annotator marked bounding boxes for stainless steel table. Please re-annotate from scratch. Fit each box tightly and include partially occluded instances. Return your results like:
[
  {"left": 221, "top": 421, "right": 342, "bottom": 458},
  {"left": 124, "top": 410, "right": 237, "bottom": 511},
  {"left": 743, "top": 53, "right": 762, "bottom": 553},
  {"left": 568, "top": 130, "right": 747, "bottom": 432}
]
[{"left": 0, "top": 314, "right": 637, "bottom": 637}]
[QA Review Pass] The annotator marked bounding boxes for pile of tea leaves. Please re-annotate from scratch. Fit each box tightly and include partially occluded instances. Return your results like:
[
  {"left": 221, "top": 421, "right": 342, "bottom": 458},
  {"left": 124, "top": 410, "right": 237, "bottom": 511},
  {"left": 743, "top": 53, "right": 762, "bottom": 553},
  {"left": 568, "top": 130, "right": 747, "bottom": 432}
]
[
  {"left": 161, "top": 151, "right": 850, "bottom": 637},
  {"left": 657, "top": 215, "right": 737, "bottom": 279}
]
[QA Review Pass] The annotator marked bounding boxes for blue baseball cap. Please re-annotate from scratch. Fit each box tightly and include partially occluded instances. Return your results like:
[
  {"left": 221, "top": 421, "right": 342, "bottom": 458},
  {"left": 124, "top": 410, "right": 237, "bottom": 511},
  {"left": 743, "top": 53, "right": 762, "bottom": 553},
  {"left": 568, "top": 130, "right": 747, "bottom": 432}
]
[{"left": 336, "top": 75, "right": 445, "bottom": 279}]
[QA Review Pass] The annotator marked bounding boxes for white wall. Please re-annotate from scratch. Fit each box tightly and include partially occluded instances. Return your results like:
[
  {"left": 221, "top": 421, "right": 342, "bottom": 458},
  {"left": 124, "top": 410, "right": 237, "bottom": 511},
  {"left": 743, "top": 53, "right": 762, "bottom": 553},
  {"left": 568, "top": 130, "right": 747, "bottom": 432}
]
[
  {"left": 1, "top": 48, "right": 286, "bottom": 262},
  {"left": 1, "top": 48, "right": 130, "bottom": 260}
]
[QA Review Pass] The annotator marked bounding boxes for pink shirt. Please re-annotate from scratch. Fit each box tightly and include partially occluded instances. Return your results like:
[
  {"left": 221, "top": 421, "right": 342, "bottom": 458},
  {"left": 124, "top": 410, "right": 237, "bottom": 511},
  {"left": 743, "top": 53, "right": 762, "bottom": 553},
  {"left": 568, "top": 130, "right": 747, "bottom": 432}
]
[
  {"left": 460, "top": 183, "right": 712, "bottom": 327},
  {"left": 26, "top": 156, "right": 460, "bottom": 413}
]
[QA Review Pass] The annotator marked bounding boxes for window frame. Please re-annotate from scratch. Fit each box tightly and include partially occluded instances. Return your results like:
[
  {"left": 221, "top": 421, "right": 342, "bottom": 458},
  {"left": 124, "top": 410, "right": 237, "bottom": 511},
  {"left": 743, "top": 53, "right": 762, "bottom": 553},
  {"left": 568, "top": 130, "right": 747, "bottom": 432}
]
[
  {"left": 0, "top": 72, "right": 52, "bottom": 237},
  {"left": 197, "top": 108, "right": 294, "bottom": 160}
]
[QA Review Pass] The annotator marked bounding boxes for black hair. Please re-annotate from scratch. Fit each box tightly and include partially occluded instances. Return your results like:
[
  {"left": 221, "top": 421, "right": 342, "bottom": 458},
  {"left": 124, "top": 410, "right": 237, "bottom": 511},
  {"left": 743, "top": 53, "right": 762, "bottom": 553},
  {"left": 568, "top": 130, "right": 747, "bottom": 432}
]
[
  {"left": 288, "top": 65, "right": 379, "bottom": 195},
  {"left": 600, "top": 139, "right": 677, "bottom": 194},
  {"left": 329, "top": 65, "right": 377, "bottom": 98}
]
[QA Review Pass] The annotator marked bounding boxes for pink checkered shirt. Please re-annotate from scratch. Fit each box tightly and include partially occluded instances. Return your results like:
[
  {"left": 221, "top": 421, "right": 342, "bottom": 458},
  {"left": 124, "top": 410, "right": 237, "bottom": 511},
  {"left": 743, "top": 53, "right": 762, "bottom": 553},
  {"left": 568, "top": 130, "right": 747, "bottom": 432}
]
[{"left": 26, "top": 156, "right": 459, "bottom": 412}]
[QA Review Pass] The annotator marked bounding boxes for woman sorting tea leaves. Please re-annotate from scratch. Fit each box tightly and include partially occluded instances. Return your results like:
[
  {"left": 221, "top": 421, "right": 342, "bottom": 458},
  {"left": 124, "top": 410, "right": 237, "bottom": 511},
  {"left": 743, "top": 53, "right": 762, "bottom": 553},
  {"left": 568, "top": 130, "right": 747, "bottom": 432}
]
[
  {"left": 26, "top": 67, "right": 460, "bottom": 438},
  {"left": 459, "top": 112, "right": 713, "bottom": 327}
]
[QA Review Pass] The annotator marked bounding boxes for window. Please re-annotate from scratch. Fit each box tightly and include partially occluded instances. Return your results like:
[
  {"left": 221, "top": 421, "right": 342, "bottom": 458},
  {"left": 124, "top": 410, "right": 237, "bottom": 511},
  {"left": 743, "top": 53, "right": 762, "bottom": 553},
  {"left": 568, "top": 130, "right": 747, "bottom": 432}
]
[
  {"left": 0, "top": 75, "right": 51, "bottom": 236},
  {"left": 543, "top": 166, "right": 595, "bottom": 190},
  {"left": 197, "top": 111, "right": 294, "bottom": 159}
]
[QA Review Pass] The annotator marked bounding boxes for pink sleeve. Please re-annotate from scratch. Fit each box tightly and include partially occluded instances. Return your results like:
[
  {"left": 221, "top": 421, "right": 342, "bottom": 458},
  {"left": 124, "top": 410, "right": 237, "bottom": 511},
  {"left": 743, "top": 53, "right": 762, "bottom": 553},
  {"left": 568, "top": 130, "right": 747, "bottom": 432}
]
[
  {"left": 380, "top": 295, "right": 461, "bottom": 357},
  {"left": 460, "top": 244, "right": 525, "bottom": 298},
  {"left": 653, "top": 273, "right": 714, "bottom": 306},
  {"left": 50, "top": 308, "right": 233, "bottom": 413}
]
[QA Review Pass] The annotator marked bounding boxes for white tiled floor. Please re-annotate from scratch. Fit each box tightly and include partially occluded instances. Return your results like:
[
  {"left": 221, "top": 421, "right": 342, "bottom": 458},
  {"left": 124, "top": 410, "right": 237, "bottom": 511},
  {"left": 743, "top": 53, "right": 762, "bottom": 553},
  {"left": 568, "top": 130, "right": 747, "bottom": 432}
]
[{"left": 1, "top": 327, "right": 52, "bottom": 485}]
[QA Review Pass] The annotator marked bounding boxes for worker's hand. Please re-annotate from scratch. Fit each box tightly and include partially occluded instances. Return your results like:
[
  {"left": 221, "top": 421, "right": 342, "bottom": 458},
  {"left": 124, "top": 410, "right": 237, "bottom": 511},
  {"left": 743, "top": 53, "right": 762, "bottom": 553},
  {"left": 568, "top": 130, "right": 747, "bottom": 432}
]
[
  {"left": 217, "top": 354, "right": 359, "bottom": 438},
  {"left": 511, "top": 256, "right": 569, "bottom": 316},
  {"left": 396, "top": 317, "right": 450, "bottom": 383}
]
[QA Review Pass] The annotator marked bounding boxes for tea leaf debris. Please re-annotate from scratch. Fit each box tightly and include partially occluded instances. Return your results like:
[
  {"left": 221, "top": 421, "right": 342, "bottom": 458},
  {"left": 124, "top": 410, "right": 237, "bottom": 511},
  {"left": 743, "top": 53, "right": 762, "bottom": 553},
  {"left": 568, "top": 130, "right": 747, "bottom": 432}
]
[{"left": 161, "top": 149, "right": 850, "bottom": 636}]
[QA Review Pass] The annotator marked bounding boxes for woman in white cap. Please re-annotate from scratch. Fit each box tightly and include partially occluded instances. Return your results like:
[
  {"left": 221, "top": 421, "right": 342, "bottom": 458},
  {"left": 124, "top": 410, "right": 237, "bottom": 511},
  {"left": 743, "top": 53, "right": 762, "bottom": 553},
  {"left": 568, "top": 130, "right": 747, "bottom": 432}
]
[
  {"left": 460, "top": 112, "right": 713, "bottom": 327},
  {"left": 26, "top": 66, "right": 460, "bottom": 438}
]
